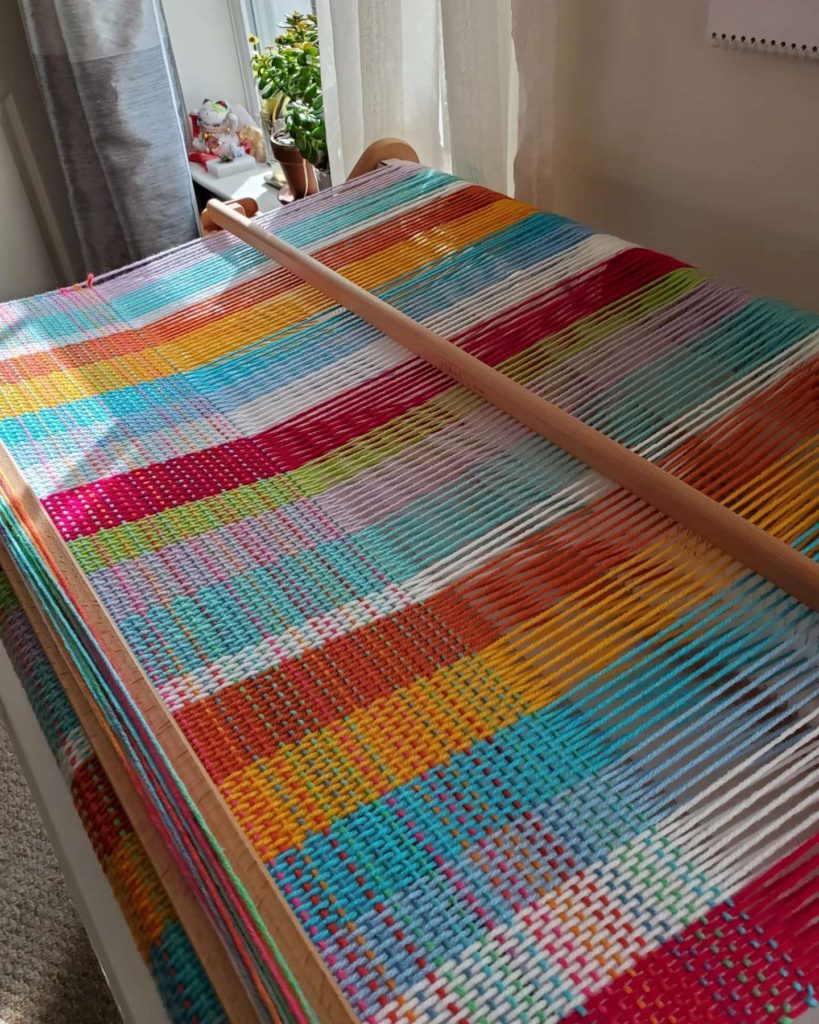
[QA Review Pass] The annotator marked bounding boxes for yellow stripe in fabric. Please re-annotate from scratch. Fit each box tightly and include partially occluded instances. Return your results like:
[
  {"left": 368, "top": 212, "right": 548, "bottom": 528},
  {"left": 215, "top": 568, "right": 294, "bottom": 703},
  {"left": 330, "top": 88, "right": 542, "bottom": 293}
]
[
  {"left": 220, "top": 532, "right": 739, "bottom": 859},
  {"left": 69, "top": 268, "right": 696, "bottom": 576},
  {"left": 723, "top": 436, "right": 818, "bottom": 545},
  {"left": 496, "top": 533, "right": 742, "bottom": 706},
  {"left": 160, "top": 198, "right": 527, "bottom": 372},
  {"left": 0, "top": 199, "right": 528, "bottom": 418},
  {"left": 104, "top": 832, "right": 171, "bottom": 956},
  {"left": 223, "top": 659, "right": 525, "bottom": 858}
]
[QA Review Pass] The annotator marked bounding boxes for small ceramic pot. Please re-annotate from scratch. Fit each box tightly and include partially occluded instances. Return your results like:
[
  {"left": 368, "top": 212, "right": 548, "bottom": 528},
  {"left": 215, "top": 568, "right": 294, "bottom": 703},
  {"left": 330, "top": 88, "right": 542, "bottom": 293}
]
[{"left": 271, "top": 137, "right": 318, "bottom": 203}]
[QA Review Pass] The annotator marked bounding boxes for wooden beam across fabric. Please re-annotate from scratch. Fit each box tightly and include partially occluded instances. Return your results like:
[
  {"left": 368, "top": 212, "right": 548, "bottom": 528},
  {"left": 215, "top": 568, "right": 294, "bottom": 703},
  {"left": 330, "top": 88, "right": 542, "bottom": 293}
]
[{"left": 0, "top": 160, "right": 816, "bottom": 1023}]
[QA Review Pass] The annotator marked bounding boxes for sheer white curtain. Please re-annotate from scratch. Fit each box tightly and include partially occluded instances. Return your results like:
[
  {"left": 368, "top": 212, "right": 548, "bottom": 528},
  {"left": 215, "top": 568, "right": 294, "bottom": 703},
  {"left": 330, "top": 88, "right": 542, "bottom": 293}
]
[
  {"left": 316, "top": 0, "right": 556, "bottom": 199},
  {"left": 316, "top": 0, "right": 448, "bottom": 181},
  {"left": 512, "top": 0, "right": 559, "bottom": 209}
]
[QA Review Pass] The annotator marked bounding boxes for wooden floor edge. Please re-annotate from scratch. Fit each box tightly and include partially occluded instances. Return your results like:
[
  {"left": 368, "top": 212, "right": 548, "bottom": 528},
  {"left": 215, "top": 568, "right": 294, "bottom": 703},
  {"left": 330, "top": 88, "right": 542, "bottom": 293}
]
[
  {"left": 0, "top": 546, "right": 260, "bottom": 1024},
  {"left": 0, "top": 446, "right": 357, "bottom": 1024}
]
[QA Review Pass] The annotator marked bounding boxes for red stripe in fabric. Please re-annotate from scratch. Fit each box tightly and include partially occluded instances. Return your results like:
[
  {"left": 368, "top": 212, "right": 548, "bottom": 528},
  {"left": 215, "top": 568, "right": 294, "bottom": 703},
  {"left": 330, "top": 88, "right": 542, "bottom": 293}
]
[
  {"left": 561, "top": 834, "right": 819, "bottom": 1024},
  {"left": 316, "top": 185, "right": 498, "bottom": 271},
  {"left": 45, "top": 437, "right": 270, "bottom": 540},
  {"left": 660, "top": 354, "right": 819, "bottom": 501},
  {"left": 71, "top": 757, "right": 125, "bottom": 863},
  {"left": 45, "top": 248, "right": 680, "bottom": 541},
  {"left": 0, "top": 187, "right": 498, "bottom": 383},
  {"left": 176, "top": 490, "right": 651, "bottom": 785}
]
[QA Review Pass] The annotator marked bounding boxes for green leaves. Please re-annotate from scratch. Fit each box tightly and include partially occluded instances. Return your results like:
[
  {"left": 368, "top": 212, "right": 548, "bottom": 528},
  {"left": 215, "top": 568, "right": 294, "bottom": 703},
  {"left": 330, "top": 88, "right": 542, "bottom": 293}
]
[
  {"left": 284, "top": 96, "right": 327, "bottom": 169},
  {"left": 248, "top": 10, "right": 327, "bottom": 170}
]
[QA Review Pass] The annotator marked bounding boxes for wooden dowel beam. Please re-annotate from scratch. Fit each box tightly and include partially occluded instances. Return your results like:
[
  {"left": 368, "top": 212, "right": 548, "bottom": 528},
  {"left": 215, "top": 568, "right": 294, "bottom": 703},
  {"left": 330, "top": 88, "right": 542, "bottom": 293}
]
[{"left": 207, "top": 197, "right": 819, "bottom": 612}]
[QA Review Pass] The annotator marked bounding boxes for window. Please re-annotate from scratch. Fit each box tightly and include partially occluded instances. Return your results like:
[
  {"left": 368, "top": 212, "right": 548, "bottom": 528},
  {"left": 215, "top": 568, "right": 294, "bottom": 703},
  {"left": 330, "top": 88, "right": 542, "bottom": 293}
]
[
  {"left": 244, "top": 1, "right": 316, "bottom": 47},
  {"left": 221, "top": 0, "right": 318, "bottom": 120}
]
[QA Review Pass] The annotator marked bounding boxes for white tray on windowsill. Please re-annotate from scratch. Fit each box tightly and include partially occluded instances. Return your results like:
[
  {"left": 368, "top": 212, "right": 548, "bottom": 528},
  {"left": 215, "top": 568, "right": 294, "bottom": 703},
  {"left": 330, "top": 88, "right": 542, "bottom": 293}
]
[{"left": 189, "top": 161, "right": 284, "bottom": 214}]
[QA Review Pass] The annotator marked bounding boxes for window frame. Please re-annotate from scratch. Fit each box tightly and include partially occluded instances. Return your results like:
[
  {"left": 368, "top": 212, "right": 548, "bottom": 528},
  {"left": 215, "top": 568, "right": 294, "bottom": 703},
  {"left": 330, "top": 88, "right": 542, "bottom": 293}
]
[
  {"left": 225, "top": 0, "right": 318, "bottom": 123},
  {"left": 225, "top": 0, "right": 263, "bottom": 117}
]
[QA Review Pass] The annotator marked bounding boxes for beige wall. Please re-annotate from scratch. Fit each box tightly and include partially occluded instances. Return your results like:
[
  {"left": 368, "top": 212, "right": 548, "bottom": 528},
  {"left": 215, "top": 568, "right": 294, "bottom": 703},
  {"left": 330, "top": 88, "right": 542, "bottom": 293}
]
[
  {"left": 162, "top": 0, "right": 249, "bottom": 115},
  {"left": 552, "top": 0, "right": 819, "bottom": 311}
]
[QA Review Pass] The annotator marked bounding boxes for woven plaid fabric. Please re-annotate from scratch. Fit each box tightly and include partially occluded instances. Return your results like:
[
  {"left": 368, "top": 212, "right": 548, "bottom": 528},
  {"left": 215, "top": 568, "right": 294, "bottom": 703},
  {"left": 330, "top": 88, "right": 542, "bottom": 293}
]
[
  {"left": 0, "top": 162, "right": 817, "bottom": 1022},
  {"left": 0, "top": 570, "right": 227, "bottom": 1024}
]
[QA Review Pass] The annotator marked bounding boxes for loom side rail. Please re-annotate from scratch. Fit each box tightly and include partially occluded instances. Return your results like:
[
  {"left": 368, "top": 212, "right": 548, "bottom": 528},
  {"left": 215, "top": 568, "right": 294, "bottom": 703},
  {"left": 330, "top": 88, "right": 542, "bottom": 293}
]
[
  {"left": 0, "top": 444, "right": 359, "bottom": 1024},
  {"left": 206, "top": 196, "right": 819, "bottom": 613}
]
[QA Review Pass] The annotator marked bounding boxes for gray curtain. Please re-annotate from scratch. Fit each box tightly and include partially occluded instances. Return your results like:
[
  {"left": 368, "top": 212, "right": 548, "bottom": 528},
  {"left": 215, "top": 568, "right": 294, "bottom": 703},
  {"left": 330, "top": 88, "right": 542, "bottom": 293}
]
[{"left": 18, "top": 0, "right": 198, "bottom": 275}]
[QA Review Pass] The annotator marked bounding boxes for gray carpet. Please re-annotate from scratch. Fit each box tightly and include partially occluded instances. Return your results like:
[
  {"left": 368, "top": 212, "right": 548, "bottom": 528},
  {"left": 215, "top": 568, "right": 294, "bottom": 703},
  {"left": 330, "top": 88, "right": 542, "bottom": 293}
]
[{"left": 0, "top": 718, "right": 121, "bottom": 1024}]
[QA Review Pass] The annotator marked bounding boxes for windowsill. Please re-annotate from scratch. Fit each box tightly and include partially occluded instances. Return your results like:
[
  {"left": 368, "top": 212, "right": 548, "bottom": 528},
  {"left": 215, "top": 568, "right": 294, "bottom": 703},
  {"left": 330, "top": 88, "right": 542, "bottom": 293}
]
[{"left": 189, "top": 161, "right": 284, "bottom": 214}]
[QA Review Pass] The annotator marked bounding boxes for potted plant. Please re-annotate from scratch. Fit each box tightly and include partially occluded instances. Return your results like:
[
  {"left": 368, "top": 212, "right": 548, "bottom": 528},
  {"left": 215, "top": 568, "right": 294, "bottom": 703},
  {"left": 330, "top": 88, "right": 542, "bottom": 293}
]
[
  {"left": 284, "top": 93, "right": 330, "bottom": 190},
  {"left": 248, "top": 13, "right": 329, "bottom": 202},
  {"left": 249, "top": 38, "right": 288, "bottom": 149}
]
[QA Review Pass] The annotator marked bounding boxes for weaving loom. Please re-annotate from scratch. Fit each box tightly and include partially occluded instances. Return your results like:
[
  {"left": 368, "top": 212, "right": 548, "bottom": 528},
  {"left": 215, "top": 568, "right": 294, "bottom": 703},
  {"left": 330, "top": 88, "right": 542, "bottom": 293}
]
[{"left": 0, "top": 150, "right": 817, "bottom": 1024}]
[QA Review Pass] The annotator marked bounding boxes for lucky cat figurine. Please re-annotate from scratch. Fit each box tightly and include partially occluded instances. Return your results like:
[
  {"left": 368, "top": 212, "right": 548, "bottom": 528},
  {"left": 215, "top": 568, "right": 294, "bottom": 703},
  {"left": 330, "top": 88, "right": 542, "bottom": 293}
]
[{"left": 192, "top": 99, "right": 245, "bottom": 161}]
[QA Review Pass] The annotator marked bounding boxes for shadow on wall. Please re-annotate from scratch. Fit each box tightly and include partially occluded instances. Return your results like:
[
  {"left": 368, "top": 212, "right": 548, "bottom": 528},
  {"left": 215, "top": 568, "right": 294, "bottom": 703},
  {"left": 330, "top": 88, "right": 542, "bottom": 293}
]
[
  {"left": 559, "top": 168, "right": 819, "bottom": 312},
  {"left": 549, "top": 0, "right": 819, "bottom": 312}
]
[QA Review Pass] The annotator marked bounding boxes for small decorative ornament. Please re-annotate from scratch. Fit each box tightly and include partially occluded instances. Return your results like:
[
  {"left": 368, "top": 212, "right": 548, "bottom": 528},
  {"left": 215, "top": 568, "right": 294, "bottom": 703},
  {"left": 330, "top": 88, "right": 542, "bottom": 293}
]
[
  {"left": 238, "top": 123, "right": 266, "bottom": 163},
  {"left": 191, "top": 99, "right": 245, "bottom": 161}
]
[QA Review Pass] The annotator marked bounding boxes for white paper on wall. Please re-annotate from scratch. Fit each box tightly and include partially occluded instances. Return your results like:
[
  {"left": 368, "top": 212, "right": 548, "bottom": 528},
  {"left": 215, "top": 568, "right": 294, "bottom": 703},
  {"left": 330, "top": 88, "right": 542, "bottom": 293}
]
[{"left": 707, "top": 0, "right": 819, "bottom": 59}]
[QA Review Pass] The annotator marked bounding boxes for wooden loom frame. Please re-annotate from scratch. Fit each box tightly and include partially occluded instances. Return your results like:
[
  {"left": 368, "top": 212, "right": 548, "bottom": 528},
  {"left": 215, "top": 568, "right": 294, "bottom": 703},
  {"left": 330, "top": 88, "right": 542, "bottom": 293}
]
[
  {"left": 0, "top": 574, "right": 171, "bottom": 1024},
  {"left": 0, "top": 140, "right": 425, "bottom": 1024},
  {"left": 0, "top": 142, "right": 421, "bottom": 1024},
  {"left": 1, "top": 136, "right": 817, "bottom": 1024}
]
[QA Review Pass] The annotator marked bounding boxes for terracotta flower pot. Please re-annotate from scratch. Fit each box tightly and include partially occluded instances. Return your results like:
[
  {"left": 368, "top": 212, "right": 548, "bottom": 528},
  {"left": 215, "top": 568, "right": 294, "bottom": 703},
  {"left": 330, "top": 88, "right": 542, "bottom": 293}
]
[{"left": 271, "top": 138, "right": 318, "bottom": 203}]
